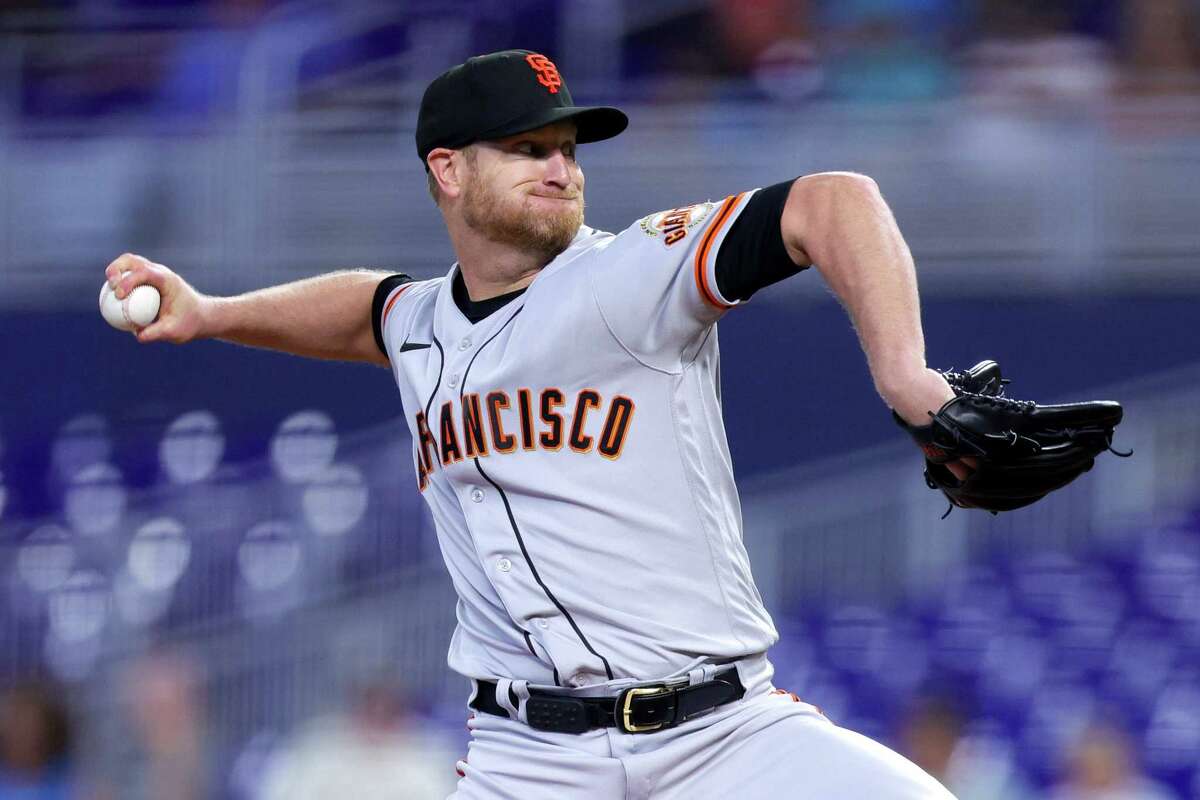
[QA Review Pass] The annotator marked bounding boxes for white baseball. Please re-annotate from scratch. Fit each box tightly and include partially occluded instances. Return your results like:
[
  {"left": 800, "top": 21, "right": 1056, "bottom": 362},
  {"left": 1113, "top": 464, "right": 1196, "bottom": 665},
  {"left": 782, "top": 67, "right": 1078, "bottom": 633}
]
[{"left": 99, "top": 274, "right": 161, "bottom": 331}]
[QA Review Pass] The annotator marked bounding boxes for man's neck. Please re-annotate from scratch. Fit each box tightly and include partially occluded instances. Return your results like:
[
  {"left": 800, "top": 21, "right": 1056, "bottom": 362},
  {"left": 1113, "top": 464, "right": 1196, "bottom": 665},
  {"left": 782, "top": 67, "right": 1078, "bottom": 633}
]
[
  {"left": 457, "top": 262, "right": 542, "bottom": 301},
  {"left": 448, "top": 221, "right": 562, "bottom": 301}
]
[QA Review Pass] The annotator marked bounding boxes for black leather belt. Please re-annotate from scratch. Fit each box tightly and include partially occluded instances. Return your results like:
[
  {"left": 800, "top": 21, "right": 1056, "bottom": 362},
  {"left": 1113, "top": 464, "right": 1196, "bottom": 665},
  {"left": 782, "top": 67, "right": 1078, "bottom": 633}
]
[{"left": 470, "top": 668, "right": 745, "bottom": 734}]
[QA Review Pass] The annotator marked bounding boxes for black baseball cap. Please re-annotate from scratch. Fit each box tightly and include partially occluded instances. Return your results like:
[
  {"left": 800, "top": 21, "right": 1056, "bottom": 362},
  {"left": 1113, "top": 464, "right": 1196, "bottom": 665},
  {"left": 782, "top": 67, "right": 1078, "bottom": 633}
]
[{"left": 415, "top": 50, "right": 628, "bottom": 165}]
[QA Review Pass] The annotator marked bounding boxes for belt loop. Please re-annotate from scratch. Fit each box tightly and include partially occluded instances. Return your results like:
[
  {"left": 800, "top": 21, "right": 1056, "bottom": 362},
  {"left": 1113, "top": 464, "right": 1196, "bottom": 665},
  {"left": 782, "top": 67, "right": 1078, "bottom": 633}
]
[
  {"left": 510, "top": 679, "right": 531, "bottom": 724},
  {"left": 495, "top": 679, "right": 518, "bottom": 718},
  {"left": 687, "top": 667, "right": 706, "bottom": 686}
]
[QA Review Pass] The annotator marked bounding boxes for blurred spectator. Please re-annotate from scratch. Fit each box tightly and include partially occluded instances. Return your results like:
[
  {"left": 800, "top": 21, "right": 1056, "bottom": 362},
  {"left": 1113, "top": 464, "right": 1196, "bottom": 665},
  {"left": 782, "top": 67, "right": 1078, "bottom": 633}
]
[
  {"left": 815, "top": 0, "right": 962, "bottom": 101},
  {"left": 0, "top": 680, "right": 79, "bottom": 799},
  {"left": 256, "top": 676, "right": 456, "bottom": 800},
  {"left": 1048, "top": 720, "right": 1175, "bottom": 800},
  {"left": 1118, "top": 0, "right": 1200, "bottom": 96},
  {"left": 900, "top": 696, "right": 1034, "bottom": 800},
  {"left": 711, "top": 0, "right": 824, "bottom": 103},
  {"left": 621, "top": 6, "right": 726, "bottom": 88},
  {"left": 709, "top": 0, "right": 807, "bottom": 69},
  {"left": 965, "top": 0, "right": 1118, "bottom": 105},
  {"left": 120, "top": 653, "right": 207, "bottom": 800},
  {"left": 900, "top": 696, "right": 963, "bottom": 783}
]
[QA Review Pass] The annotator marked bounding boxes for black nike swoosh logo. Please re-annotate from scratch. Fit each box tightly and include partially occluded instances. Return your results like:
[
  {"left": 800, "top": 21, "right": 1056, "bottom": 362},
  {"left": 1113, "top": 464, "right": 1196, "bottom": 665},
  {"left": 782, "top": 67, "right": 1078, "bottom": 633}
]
[{"left": 400, "top": 340, "right": 432, "bottom": 352}]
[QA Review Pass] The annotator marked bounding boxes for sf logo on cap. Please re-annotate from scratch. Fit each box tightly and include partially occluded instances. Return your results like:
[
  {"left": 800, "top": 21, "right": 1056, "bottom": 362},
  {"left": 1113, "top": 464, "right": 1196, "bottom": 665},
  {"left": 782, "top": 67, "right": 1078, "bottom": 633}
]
[{"left": 526, "top": 54, "right": 562, "bottom": 94}]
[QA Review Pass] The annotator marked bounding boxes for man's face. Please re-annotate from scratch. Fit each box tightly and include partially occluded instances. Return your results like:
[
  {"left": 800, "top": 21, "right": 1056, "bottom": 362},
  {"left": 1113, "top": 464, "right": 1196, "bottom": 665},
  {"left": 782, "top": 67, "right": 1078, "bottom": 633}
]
[{"left": 458, "top": 120, "right": 585, "bottom": 262}]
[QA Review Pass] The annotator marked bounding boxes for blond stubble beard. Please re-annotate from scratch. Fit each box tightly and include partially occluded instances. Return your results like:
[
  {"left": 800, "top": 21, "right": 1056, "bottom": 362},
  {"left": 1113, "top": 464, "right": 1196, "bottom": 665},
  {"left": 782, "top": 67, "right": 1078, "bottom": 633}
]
[{"left": 460, "top": 164, "right": 584, "bottom": 266}]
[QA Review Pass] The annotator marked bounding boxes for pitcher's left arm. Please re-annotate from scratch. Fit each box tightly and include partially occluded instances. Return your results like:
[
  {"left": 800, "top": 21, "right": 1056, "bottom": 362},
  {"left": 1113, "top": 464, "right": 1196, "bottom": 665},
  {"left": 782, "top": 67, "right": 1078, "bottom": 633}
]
[{"left": 777, "top": 172, "right": 970, "bottom": 478}]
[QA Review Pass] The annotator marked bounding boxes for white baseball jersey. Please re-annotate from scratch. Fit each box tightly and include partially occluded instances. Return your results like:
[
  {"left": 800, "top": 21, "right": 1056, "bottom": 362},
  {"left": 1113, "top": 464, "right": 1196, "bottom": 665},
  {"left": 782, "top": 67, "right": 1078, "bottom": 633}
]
[{"left": 377, "top": 191, "right": 778, "bottom": 688}]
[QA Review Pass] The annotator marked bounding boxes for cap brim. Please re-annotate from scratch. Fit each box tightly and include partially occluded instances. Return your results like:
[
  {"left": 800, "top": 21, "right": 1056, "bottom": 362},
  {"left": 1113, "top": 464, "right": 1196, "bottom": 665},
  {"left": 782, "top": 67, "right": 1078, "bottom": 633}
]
[{"left": 481, "top": 105, "right": 628, "bottom": 146}]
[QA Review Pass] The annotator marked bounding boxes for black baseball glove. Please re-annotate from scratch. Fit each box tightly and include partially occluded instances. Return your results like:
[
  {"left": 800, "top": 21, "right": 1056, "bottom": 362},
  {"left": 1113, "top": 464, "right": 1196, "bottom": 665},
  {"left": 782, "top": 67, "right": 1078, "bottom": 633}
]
[{"left": 895, "top": 360, "right": 1131, "bottom": 516}]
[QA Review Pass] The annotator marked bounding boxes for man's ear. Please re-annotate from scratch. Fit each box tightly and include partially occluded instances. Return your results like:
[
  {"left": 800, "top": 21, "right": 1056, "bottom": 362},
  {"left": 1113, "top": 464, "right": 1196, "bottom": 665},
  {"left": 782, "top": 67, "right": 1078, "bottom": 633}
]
[{"left": 427, "top": 148, "right": 463, "bottom": 200}]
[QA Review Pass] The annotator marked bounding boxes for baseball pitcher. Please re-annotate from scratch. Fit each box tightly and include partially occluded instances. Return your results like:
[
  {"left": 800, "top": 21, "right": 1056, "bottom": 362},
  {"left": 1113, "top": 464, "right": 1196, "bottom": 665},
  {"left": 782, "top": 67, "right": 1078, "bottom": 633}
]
[{"left": 104, "top": 50, "right": 1123, "bottom": 799}]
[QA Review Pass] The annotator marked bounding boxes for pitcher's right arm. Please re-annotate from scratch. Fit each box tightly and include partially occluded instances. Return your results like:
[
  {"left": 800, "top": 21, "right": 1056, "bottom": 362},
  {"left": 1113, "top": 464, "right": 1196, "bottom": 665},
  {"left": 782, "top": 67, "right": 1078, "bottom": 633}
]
[{"left": 104, "top": 253, "right": 393, "bottom": 367}]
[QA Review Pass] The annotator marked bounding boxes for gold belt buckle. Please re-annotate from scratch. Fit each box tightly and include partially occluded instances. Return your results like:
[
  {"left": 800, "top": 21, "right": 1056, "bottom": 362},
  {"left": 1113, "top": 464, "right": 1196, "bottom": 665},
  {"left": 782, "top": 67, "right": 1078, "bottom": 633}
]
[{"left": 619, "top": 685, "right": 671, "bottom": 733}]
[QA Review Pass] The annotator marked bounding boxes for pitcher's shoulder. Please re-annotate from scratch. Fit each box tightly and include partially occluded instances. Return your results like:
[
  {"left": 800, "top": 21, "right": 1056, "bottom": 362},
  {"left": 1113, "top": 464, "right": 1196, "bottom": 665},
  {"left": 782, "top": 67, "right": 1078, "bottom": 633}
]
[
  {"left": 376, "top": 275, "right": 444, "bottom": 348},
  {"left": 381, "top": 275, "right": 442, "bottom": 316}
]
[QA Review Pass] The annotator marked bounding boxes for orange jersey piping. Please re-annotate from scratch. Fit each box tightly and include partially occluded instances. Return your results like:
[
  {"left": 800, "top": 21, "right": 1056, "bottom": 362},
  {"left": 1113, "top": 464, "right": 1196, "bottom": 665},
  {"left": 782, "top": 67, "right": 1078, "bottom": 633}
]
[
  {"left": 694, "top": 193, "right": 745, "bottom": 310},
  {"left": 381, "top": 282, "right": 415, "bottom": 328}
]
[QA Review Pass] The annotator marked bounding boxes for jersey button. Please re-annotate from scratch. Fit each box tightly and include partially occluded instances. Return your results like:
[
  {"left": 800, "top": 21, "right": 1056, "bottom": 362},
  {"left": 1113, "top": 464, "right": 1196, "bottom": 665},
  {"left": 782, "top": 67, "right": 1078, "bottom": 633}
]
[
  {"left": 536, "top": 619, "right": 549, "bottom": 630},
  {"left": 470, "top": 488, "right": 484, "bottom": 503},
  {"left": 458, "top": 338, "right": 472, "bottom": 351},
  {"left": 497, "top": 558, "right": 512, "bottom": 573},
  {"left": 448, "top": 373, "right": 460, "bottom": 389}
]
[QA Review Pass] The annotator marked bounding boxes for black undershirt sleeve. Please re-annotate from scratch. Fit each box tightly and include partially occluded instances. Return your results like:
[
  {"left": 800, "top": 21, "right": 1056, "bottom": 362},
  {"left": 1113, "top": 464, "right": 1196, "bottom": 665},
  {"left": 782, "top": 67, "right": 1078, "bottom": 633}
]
[
  {"left": 714, "top": 179, "right": 808, "bottom": 303},
  {"left": 371, "top": 273, "right": 415, "bottom": 356}
]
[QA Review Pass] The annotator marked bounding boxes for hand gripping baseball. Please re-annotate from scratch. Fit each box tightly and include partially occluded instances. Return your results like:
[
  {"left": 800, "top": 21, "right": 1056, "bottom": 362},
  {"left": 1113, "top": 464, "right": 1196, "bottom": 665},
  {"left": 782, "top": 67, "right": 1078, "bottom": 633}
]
[
  {"left": 103, "top": 253, "right": 208, "bottom": 344},
  {"left": 895, "top": 360, "right": 1131, "bottom": 516}
]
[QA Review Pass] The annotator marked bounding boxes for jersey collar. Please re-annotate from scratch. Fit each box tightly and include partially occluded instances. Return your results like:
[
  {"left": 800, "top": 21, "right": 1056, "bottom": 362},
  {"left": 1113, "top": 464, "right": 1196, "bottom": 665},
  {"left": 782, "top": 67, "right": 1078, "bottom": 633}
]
[{"left": 436, "top": 225, "right": 604, "bottom": 333}]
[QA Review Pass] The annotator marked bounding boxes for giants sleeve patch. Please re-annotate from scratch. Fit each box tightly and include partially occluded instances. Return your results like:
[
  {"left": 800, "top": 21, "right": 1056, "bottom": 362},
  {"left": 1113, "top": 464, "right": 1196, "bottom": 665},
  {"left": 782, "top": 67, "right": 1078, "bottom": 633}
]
[{"left": 638, "top": 202, "right": 715, "bottom": 247}]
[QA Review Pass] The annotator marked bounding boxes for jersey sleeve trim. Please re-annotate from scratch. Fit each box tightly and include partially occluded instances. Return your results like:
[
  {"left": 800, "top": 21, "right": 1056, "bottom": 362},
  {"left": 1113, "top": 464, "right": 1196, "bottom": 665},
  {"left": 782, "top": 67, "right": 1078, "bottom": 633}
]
[
  {"left": 694, "top": 192, "right": 747, "bottom": 310},
  {"left": 371, "top": 274, "right": 415, "bottom": 357}
]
